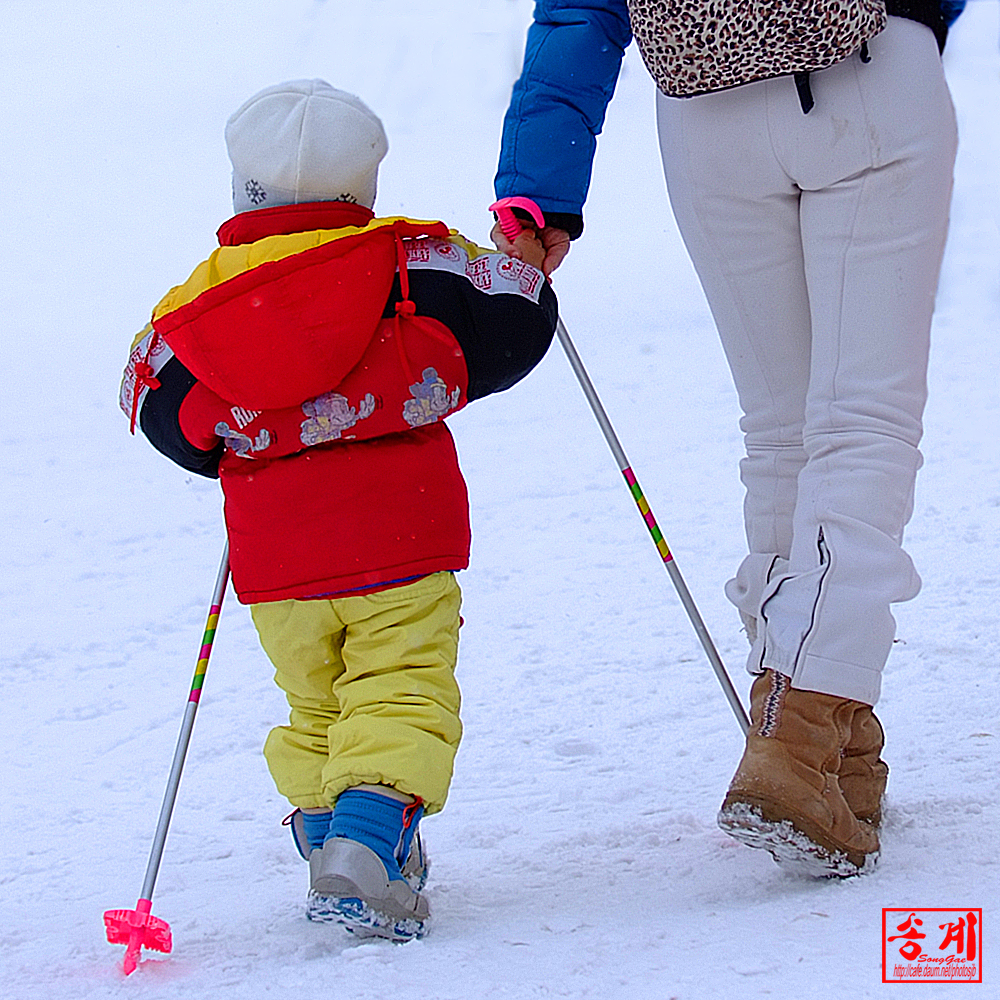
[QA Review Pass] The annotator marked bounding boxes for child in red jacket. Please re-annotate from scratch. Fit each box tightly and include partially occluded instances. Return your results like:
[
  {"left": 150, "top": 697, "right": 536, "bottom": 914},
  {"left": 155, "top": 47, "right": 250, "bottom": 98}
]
[{"left": 121, "top": 80, "right": 556, "bottom": 941}]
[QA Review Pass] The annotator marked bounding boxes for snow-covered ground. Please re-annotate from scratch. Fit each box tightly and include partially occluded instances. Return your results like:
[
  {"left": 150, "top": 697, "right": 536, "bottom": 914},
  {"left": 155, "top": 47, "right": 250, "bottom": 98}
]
[{"left": 1, "top": 2, "right": 997, "bottom": 997}]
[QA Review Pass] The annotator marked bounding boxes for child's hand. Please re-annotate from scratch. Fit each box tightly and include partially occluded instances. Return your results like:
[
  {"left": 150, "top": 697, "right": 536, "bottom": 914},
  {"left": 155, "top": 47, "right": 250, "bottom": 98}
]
[{"left": 491, "top": 221, "right": 570, "bottom": 277}]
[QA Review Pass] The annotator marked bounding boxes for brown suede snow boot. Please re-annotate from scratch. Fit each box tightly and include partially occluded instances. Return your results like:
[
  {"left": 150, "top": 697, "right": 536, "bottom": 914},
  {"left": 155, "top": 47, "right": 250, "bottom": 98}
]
[
  {"left": 718, "top": 670, "right": 880, "bottom": 876},
  {"left": 840, "top": 705, "right": 889, "bottom": 828},
  {"left": 738, "top": 614, "right": 888, "bottom": 826}
]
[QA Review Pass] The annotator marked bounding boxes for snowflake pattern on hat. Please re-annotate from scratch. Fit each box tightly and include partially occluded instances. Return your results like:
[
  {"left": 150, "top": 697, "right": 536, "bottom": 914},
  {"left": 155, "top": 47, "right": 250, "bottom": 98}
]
[{"left": 245, "top": 179, "right": 267, "bottom": 205}]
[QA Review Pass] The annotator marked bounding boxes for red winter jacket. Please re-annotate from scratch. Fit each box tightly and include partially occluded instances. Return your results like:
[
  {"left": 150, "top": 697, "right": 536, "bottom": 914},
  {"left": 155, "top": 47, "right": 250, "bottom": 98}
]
[{"left": 122, "top": 202, "right": 557, "bottom": 603}]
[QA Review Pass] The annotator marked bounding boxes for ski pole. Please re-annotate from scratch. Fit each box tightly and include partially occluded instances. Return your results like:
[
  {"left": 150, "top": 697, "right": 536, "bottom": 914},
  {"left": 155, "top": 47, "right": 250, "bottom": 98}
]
[
  {"left": 552, "top": 317, "right": 749, "bottom": 732},
  {"left": 104, "top": 543, "right": 231, "bottom": 975},
  {"left": 490, "top": 200, "right": 750, "bottom": 735}
]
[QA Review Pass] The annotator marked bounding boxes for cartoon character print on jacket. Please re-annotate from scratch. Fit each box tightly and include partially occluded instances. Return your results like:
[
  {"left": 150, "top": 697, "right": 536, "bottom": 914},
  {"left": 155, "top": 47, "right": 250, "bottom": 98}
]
[
  {"left": 215, "top": 422, "right": 272, "bottom": 458},
  {"left": 300, "top": 391, "right": 377, "bottom": 445},
  {"left": 403, "top": 368, "right": 461, "bottom": 428}
]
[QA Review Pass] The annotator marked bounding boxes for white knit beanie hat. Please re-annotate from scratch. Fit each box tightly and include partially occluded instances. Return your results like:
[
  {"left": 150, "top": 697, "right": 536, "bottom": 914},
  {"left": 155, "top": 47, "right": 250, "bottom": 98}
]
[{"left": 225, "top": 79, "right": 388, "bottom": 213}]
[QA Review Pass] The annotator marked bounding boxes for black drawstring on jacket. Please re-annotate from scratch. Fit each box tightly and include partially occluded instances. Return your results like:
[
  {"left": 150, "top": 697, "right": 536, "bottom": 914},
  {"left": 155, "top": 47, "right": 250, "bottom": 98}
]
[{"left": 793, "top": 41, "right": 873, "bottom": 115}]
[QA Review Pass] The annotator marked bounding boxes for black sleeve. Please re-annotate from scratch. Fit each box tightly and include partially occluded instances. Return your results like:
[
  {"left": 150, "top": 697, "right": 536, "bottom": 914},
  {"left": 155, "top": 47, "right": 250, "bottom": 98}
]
[
  {"left": 138, "top": 356, "right": 224, "bottom": 478},
  {"left": 512, "top": 206, "right": 583, "bottom": 241},
  {"left": 384, "top": 269, "right": 558, "bottom": 402}
]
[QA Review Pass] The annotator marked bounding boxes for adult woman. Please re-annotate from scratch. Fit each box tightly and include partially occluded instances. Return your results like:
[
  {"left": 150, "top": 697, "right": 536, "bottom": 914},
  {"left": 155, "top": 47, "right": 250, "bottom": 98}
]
[{"left": 494, "top": 1, "right": 966, "bottom": 875}]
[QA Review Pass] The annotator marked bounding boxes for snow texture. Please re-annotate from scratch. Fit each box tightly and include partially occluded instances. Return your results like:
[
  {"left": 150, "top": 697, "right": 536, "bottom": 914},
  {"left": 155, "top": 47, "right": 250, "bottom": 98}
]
[{"left": 1, "top": 1, "right": 997, "bottom": 997}]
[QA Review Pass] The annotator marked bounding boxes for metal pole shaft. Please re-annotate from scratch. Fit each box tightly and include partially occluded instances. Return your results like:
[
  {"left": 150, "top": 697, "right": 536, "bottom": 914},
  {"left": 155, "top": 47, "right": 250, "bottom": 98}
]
[
  {"left": 556, "top": 320, "right": 749, "bottom": 734},
  {"left": 139, "top": 544, "right": 231, "bottom": 901}
]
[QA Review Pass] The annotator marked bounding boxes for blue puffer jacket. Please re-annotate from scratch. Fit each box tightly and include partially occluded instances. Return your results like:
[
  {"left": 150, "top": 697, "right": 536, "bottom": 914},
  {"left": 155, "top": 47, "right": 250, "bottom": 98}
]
[{"left": 495, "top": 0, "right": 966, "bottom": 239}]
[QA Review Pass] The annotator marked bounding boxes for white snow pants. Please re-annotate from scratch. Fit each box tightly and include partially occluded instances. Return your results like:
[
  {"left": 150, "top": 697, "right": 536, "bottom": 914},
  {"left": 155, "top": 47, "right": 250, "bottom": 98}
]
[{"left": 655, "top": 17, "right": 957, "bottom": 705}]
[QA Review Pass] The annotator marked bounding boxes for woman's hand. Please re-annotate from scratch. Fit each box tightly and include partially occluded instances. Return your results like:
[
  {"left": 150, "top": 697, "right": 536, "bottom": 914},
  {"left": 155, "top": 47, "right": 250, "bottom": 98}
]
[{"left": 491, "top": 220, "right": 571, "bottom": 277}]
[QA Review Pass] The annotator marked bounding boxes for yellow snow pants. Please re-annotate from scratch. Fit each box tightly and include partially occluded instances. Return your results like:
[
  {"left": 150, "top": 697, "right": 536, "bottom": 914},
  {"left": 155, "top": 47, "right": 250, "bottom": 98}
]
[{"left": 251, "top": 572, "right": 462, "bottom": 815}]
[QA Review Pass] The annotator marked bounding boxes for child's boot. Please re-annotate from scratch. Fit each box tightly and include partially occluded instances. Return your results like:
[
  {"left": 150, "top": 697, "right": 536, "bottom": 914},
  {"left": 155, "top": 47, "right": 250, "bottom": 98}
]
[
  {"left": 286, "top": 804, "right": 428, "bottom": 889},
  {"left": 305, "top": 786, "right": 429, "bottom": 941},
  {"left": 718, "top": 670, "right": 880, "bottom": 877}
]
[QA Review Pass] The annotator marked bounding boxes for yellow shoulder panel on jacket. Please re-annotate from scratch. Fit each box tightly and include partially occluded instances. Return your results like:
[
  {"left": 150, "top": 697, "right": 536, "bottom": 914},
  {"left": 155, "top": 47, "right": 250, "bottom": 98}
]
[{"left": 129, "top": 322, "right": 154, "bottom": 352}]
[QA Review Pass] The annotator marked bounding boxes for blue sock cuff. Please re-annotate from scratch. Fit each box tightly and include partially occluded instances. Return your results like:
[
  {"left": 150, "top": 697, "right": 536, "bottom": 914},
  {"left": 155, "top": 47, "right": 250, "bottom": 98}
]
[{"left": 300, "top": 810, "right": 333, "bottom": 852}]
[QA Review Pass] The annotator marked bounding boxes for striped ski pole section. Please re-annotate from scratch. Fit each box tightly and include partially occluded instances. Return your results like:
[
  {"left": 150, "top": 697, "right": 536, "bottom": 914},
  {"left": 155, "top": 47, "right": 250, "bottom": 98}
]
[
  {"left": 624, "top": 467, "right": 673, "bottom": 565},
  {"left": 555, "top": 319, "right": 749, "bottom": 734},
  {"left": 189, "top": 600, "right": 223, "bottom": 703}
]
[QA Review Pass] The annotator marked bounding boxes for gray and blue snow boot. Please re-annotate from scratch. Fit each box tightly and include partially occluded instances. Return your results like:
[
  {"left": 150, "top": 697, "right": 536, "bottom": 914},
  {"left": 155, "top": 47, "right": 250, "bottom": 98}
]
[{"left": 287, "top": 786, "right": 429, "bottom": 941}]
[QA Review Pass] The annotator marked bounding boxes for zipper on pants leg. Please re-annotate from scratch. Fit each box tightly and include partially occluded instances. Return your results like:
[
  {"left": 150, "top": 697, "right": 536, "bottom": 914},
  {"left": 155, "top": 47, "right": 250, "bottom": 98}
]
[{"left": 758, "top": 526, "right": 832, "bottom": 678}]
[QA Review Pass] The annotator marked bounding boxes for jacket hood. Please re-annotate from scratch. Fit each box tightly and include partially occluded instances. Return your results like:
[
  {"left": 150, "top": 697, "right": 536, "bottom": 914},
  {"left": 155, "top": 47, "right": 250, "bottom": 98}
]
[{"left": 151, "top": 203, "right": 450, "bottom": 409}]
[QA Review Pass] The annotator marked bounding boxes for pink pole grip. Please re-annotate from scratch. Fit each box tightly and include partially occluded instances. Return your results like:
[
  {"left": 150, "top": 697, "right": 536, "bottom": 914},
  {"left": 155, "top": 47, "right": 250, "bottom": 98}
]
[{"left": 489, "top": 197, "right": 545, "bottom": 241}]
